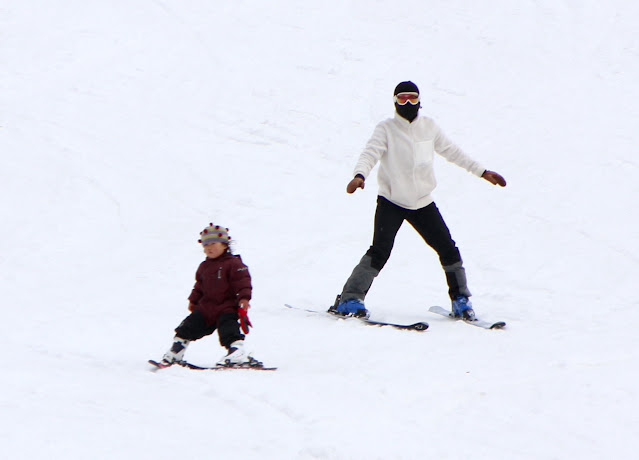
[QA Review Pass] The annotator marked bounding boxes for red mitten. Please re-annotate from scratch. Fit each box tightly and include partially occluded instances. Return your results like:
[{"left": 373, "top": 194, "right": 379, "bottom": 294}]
[{"left": 239, "top": 308, "right": 252, "bottom": 334}]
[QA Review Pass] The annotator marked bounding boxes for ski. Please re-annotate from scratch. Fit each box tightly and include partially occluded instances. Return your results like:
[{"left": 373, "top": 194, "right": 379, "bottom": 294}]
[
  {"left": 428, "top": 305, "right": 506, "bottom": 330},
  {"left": 148, "top": 358, "right": 277, "bottom": 371},
  {"left": 148, "top": 359, "right": 173, "bottom": 371},
  {"left": 182, "top": 363, "right": 277, "bottom": 371},
  {"left": 284, "top": 304, "right": 428, "bottom": 332}
]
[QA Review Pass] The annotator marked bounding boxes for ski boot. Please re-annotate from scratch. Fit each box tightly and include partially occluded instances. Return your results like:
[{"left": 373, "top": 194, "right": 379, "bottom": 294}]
[
  {"left": 452, "top": 296, "right": 476, "bottom": 321},
  {"left": 217, "top": 340, "right": 248, "bottom": 367}
]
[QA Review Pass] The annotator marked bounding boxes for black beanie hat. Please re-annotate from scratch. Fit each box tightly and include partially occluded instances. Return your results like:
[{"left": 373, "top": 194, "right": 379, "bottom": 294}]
[{"left": 394, "top": 81, "right": 419, "bottom": 95}]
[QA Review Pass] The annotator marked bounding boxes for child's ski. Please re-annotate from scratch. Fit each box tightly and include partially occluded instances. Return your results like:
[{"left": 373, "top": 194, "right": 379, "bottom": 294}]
[
  {"left": 182, "top": 360, "right": 277, "bottom": 371},
  {"left": 148, "top": 359, "right": 173, "bottom": 371},
  {"left": 428, "top": 305, "right": 506, "bottom": 329},
  {"left": 284, "top": 304, "right": 428, "bottom": 332},
  {"left": 148, "top": 358, "right": 276, "bottom": 371}
]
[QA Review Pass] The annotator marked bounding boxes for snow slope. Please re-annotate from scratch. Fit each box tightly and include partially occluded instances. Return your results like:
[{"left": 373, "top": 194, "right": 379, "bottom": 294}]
[{"left": 2, "top": 1, "right": 638, "bottom": 458}]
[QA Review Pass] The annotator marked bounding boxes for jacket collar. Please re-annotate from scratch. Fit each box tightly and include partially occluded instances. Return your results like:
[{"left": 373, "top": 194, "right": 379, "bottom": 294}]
[
  {"left": 393, "top": 112, "right": 420, "bottom": 126},
  {"left": 206, "top": 251, "right": 232, "bottom": 262}
]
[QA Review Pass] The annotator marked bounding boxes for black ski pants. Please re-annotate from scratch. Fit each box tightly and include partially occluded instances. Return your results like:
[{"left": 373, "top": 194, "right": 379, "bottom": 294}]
[
  {"left": 341, "top": 196, "right": 470, "bottom": 302},
  {"left": 367, "top": 196, "right": 462, "bottom": 270},
  {"left": 174, "top": 311, "right": 244, "bottom": 348}
]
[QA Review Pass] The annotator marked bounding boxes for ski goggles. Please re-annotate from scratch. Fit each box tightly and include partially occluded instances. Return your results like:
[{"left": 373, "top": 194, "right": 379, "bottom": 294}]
[{"left": 394, "top": 92, "right": 420, "bottom": 105}]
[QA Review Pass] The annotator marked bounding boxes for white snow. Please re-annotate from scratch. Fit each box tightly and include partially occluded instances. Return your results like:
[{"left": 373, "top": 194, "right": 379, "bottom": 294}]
[{"left": 2, "top": 1, "right": 638, "bottom": 459}]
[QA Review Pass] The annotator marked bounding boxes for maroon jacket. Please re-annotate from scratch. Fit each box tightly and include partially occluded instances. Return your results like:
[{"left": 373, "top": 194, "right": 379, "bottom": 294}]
[{"left": 188, "top": 252, "right": 252, "bottom": 327}]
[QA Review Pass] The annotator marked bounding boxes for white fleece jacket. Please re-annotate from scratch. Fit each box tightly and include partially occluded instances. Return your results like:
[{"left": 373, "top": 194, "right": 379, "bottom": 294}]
[{"left": 353, "top": 114, "right": 486, "bottom": 210}]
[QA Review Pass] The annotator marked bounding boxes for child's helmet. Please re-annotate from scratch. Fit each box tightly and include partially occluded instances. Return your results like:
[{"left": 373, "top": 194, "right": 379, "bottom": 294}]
[{"left": 198, "top": 223, "right": 232, "bottom": 246}]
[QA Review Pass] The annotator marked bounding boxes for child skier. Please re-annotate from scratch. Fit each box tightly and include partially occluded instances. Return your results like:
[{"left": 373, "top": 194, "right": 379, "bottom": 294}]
[{"left": 157, "top": 223, "right": 254, "bottom": 367}]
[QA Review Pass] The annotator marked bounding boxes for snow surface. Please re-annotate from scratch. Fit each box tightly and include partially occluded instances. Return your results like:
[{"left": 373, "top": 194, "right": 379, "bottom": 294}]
[{"left": 2, "top": 1, "right": 639, "bottom": 459}]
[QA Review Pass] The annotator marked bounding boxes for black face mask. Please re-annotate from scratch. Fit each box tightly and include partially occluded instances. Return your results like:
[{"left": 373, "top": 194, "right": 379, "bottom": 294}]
[{"left": 395, "top": 102, "right": 420, "bottom": 122}]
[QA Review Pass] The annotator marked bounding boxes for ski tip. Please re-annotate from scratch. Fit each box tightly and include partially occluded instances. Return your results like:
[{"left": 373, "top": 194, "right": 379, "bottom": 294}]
[
  {"left": 490, "top": 322, "right": 507, "bottom": 329},
  {"left": 148, "top": 359, "right": 166, "bottom": 372}
]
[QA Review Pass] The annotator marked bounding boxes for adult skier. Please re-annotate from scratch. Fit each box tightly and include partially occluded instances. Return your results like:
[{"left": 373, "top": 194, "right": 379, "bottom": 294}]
[{"left": 332, "top": 81, "right": 506, "bottom": 321}]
